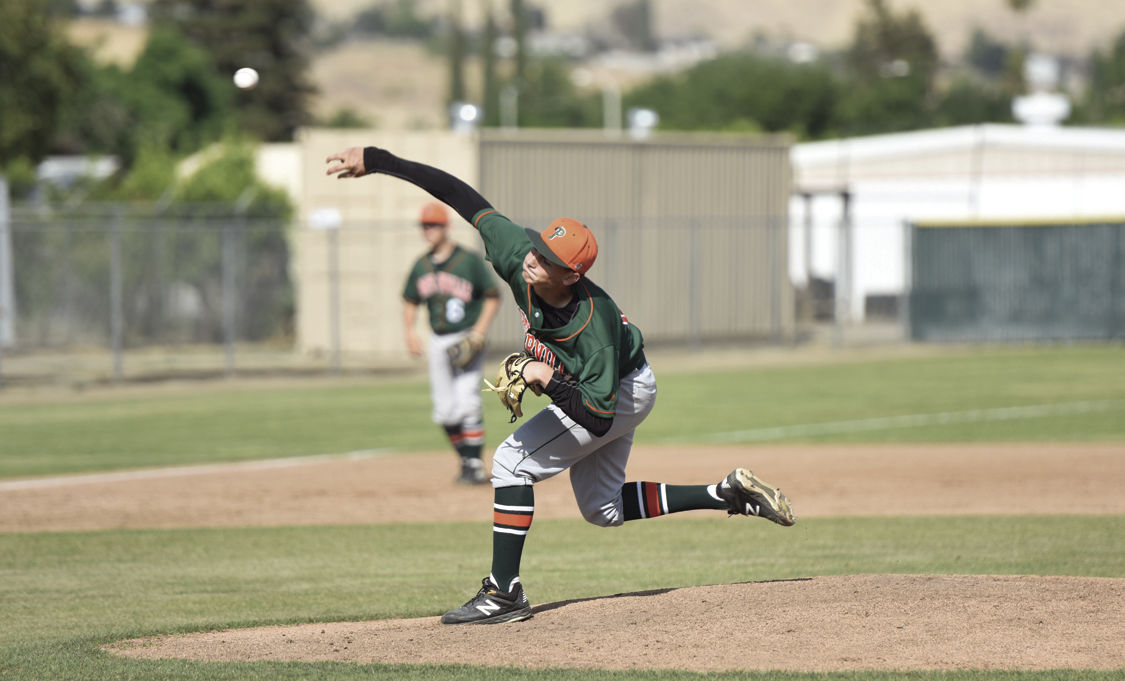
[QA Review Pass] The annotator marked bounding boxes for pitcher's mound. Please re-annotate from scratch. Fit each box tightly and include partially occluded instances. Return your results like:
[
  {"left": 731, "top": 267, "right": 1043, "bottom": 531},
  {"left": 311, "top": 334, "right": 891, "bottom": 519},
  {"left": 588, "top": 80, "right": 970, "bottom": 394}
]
[{"left": 110, "top": 574, "right": 1125, "bottom": 673}]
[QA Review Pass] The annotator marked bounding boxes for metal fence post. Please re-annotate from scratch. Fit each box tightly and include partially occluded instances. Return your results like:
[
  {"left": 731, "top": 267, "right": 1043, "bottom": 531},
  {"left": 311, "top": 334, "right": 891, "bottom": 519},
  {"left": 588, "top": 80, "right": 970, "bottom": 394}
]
[
  {"left": 689, "top": 221, "right": 702, "bottom": 351},
  {"left": 0, "top": 176, "right": 10, "bottom": 387},
  {"left": 328, "top": 226, "right": 341, "bottom": 373},
  {"left": 901, "top": 220, "right": 914, "bottom": 341},
  {"left": 769, "top": 214, "right": 782, "bottom": 344},
  {"left": 309, "top": 208, "right": 343, "bottom": 372},
  {"left": 1111, "top": 223, "right": 1122, "bottom": 340},
  {"left": 109, "top": 208, "right": 124, "bottom": 381},
  {"left": 833, "top": 190, "right": 853, "bottom": 347},
  {"left": 222, "top": 219, "right": 237, "bottom": 376}
]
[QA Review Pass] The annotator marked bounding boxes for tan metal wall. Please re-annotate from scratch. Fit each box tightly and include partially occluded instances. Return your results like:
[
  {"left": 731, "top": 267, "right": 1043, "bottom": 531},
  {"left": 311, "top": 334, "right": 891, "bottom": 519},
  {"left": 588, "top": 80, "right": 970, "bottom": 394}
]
[
  {"left": 297, "top": 129, "right": 486, "bottom": 361},
  {"left": 478, "top": 130, "right": 794, "bottom": 346},
  {"left": 294, "top": 128, "right": 794, "bottom": 361}
]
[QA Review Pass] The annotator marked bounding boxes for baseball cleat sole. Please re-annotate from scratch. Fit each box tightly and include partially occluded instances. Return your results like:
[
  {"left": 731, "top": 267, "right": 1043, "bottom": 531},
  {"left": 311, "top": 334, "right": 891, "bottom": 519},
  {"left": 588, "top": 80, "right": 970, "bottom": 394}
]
[{"left": 721, "top": 468, "right": 796, "bottom": 526}]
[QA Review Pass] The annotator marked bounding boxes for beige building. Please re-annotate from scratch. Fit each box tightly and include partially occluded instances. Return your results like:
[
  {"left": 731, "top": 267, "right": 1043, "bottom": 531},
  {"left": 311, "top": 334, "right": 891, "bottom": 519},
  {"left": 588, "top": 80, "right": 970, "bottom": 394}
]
[
  {"left": 294, "top": 130, "right": 480, "bottom": 362},
  {"left": 288, "top": 128, "right": 794, "bottom": 363}
]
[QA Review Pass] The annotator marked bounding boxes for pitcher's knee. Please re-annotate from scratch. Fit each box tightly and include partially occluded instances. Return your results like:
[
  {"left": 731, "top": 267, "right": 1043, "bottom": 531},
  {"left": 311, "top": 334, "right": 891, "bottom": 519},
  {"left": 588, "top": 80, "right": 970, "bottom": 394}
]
[
  {"left": 490, "top": 459, "right": 527, "bottom": 487},
  {"left": 490, "top": 446, "right": 534, "bottom": 487},
  {"left": 582, "top": 501, "right": 624, "bottom": 527}
]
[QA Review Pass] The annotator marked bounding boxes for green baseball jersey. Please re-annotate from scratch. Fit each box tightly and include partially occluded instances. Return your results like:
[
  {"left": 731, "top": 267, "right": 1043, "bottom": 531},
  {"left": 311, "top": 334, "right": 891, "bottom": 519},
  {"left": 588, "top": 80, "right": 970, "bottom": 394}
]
[
  {"left": 472, "top": 208, "right": 646, "bottom": 418},
  {"left": 402, "top": 245, "right": 499, "bottom": 334}
]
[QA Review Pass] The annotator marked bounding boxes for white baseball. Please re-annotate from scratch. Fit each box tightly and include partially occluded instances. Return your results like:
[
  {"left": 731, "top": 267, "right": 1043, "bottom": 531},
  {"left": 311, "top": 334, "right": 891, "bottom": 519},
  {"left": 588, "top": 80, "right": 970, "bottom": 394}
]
[{"left": 233, "top": 67, "right": 259, "bottom": 90}]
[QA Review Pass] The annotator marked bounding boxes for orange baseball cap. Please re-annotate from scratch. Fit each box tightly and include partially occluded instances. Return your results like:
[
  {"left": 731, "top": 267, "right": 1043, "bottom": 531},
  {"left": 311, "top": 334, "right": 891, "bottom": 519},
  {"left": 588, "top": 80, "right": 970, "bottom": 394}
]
[
  {"left": 525, "top": 217, "right": 598, "bottom": 273},
  {"left": 419, "top": 201, "right": 449, "bottom": 225}
]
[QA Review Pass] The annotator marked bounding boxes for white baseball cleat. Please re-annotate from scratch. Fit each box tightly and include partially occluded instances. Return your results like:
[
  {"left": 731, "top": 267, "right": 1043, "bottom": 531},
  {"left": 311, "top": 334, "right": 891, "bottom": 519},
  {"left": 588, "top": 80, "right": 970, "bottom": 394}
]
[{"left": 718, "top": 468, "right": 796, "bottom": 526}]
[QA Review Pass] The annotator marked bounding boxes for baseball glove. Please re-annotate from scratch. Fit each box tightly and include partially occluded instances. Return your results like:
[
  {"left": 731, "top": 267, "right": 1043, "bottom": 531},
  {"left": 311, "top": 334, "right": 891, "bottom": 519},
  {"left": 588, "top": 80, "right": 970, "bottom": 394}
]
[
  {"left": 482, "top": 352, "right": 541, "bottom": 422},
  {"left": 446, "top": 331, "right": 485, "bottom": 369}
]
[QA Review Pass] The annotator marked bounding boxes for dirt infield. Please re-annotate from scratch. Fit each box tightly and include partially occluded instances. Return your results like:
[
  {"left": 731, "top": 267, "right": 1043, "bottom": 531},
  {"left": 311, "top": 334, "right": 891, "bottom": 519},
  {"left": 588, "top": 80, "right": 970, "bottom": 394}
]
[
  {"left": 4, "top": 443, "right": 1124, "bottom": 531},
  {"left": 5, "top": 443, "right": 1124, "bottom": 672}
]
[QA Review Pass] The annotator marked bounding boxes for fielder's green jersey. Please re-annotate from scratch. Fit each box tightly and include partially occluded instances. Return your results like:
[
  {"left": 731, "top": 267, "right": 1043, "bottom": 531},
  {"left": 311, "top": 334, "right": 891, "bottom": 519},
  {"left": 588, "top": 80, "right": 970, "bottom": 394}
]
[
  {"left": 473, "top": 208, "right": 647, "bottom": 418},
  {"left": 402, "top": 245, "right": 498, "bottom": 334}
]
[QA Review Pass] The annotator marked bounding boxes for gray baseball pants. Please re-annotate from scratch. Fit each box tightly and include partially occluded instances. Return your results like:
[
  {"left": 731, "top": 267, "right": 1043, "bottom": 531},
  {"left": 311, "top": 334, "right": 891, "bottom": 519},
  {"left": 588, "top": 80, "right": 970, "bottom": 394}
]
[{"left": 490, "top": 363, "right": 657, "bottom": 527}]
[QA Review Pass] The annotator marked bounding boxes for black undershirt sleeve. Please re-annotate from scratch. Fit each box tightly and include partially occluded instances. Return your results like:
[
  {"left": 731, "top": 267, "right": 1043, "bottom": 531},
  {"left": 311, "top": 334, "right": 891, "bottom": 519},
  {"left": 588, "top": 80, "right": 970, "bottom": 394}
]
[
  {"left": 541, "top": 373, "right": 613, "bottom": 437},
  {"left": 362, "top": 147, "right": 492, "bottom": 224}
]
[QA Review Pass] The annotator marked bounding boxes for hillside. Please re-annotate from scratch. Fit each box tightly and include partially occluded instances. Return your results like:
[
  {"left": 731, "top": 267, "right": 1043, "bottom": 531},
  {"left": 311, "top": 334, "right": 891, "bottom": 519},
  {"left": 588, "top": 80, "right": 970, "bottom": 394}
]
[
  {"left": 310, "top": 0, "right": 1125, "bottom": 59},
  {"left": 68, "top": 1, "right": 1125, "bottom": 131}
]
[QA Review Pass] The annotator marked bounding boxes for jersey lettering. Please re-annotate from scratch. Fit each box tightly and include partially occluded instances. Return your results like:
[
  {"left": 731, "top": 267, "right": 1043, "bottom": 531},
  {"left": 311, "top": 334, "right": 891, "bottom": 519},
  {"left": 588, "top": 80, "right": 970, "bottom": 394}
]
[
  {"left": 416, "top": 271, "right": 474, "bottom": 302},
  {"left": 524, "top": 333, "right": 559, "bottom": 370}
]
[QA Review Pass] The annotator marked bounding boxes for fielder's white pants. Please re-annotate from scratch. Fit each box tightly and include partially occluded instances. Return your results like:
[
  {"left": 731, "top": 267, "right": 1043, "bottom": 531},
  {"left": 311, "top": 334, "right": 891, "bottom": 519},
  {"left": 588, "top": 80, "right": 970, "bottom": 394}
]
[
  {"left": 427, "top": 330, "right": 486, "bottom": 428},
  {"left": 491, "top": 363, "right": 657, "bottom": 527}
]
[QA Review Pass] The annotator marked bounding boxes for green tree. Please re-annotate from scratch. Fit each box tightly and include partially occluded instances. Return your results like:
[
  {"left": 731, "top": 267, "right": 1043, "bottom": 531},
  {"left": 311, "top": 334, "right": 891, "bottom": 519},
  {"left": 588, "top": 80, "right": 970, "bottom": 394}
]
[
  {"left": 481, "top": 0, "right": 501, "bottom": 126},
  {"left": 510, "top": 0, "right": 528, "bottom": 87},
  {"left": 516, "top": 59, "right": 598, "bottom": 128},
  {"left": 626, "top": 52, "right": 840, "bottom": 138},
  {"left": 934, "top": 74, "right": 1014, "bottom": 126},
  {"left": 838, "top": 0, "right": 940, "bottom": 134},
  {"left": 846, "top": 0, "right": 938, "bottom": 86},
  {"left": 126, "top": 27, "right": 233, "bottom": 156},
  {"left": 50, "top": 26, "right": 232, "bottom": 175},
  {"left": 966, "top": 28, "right": 1010, "bottom": 77},
  {"left": 1076, "top": 30, "right": 1125, "bottom": 125},
  {"left": 109, "top": 144, "right": 177, "bottom": 201},
  {"left": 51, "top": 57, "right": 132, "bottom": 157},
  {"left": 384, "top": 0, "right": 431, "bottom": 38},
  {"left": 150, "top": 0, "right": 317, "bottom": 142},
  {"left": 352, "top": 0, "right": 432, "bottom": 39},
  {"left": 0, "top": 0, "right": 86, "bottom": 164},
  {"left": 447, "top": 0, "right": 467, "bottom": 108}
]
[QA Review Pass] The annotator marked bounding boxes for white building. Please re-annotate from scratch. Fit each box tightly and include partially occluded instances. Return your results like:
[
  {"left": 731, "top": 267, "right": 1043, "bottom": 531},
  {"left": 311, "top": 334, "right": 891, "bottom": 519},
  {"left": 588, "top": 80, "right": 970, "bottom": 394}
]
[{"left": 789, "top": 124, "right": 1125, "bottom": 322}]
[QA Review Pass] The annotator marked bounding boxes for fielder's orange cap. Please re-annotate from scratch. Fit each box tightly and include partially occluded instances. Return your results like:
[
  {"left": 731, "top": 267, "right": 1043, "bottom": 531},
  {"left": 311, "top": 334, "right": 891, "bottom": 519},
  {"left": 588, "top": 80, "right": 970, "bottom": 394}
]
[
  {"left": 419, "top": 201, "right": 449, "bottom": 225},
  {"left": 525, "top": 217, "right": 598, "bottom": 274}
]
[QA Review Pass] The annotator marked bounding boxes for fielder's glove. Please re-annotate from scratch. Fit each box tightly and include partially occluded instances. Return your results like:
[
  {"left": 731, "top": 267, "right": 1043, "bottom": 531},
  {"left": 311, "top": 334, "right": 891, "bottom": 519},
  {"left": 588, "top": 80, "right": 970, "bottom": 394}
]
[
  {"left": 446, "top": 330, "right": 485, "bottom": 369},
  {"left": 482, "top": 352, "right": 542, "bottom": 422}
]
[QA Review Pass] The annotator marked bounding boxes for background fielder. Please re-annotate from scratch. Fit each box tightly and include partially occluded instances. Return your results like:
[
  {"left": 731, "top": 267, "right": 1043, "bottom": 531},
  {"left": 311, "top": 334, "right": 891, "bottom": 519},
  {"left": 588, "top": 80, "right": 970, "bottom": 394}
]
[{"left": 402, "top": 201, "right": 501, "bottom": 485}]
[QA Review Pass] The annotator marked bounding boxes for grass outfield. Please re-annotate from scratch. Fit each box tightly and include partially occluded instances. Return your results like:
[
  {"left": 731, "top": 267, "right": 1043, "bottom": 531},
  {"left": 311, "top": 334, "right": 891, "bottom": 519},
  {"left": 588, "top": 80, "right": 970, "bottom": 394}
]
[
  {"left": 1, "top": 344, "right": 1123, "bottom": 680},
  {"left": 1, "top": 345, "right": 1123, "bottom": 477},
  {"left": 2, "top": 516, "right": 1124, "bottom": 681}
]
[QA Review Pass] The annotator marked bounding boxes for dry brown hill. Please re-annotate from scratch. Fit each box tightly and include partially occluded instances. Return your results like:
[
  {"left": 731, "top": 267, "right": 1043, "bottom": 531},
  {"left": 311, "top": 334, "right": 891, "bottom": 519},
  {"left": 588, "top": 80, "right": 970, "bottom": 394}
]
[
  {"left": 310, "top": 0, "right": 1125, "bottom": 58},
  {"left": 69, "top": 1, "right": 1125, "bottom": 129}
]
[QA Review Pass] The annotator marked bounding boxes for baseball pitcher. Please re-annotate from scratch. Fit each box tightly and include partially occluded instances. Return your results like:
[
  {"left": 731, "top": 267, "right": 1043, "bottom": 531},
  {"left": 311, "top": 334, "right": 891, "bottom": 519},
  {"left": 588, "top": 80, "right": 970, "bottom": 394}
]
[{"left": 326, "top": 145, "right": 796, "bottom": 625}]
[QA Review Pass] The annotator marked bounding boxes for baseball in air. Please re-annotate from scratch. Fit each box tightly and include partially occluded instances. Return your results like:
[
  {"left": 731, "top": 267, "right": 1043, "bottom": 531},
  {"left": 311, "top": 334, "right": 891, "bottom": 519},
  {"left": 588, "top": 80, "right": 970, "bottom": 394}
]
[{"left": 233, "top": 67, "right": 259, "bottom": 90}]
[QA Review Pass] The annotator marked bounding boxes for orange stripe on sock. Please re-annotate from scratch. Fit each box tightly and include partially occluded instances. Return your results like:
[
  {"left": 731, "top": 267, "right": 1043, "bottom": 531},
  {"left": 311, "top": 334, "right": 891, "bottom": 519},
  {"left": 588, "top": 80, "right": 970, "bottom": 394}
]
[
  {"left": 645, "top": 482, "right": 662, "bottom": 518},
  {"left": 494, "top": 511, "right": 533, "bottom": 528},
  {"left": 462, "top": 429, "right": 484, "bottom": 439}
]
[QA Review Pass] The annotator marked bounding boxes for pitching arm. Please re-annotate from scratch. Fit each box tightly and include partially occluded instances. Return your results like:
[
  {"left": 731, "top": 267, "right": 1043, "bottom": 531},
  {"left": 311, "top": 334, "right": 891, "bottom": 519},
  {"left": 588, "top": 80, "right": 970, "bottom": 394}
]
[{"left": 325, "top": 146, "right": 492, "bottom": 224}]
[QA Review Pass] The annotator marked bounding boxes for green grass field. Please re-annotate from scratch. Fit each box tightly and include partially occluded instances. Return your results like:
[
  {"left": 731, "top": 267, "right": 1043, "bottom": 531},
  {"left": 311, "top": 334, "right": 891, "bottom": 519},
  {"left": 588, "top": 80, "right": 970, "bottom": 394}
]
[
  {"left": 2, "top": 344, "right": 1123, "bottom": 681},
  {"left": 3, "top": 345, "right": 1123, "bottom": 477}
]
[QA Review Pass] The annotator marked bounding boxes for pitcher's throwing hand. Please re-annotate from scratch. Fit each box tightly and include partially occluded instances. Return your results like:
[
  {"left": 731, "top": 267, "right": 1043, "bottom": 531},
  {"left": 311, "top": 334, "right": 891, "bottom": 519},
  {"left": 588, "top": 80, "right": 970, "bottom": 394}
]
[{"left": 325, "top": 148, "right": 367, "bottom": 178}]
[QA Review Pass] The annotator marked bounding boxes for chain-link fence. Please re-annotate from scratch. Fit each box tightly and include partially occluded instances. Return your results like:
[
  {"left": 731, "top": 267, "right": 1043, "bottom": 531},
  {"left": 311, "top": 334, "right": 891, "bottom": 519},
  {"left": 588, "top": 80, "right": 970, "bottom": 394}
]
[
  {"left": 0, "top": 202, "right": 293, "bottom": 386},
  {"left": 1, "top": 202, "right": 803, "bottom": 388}
]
